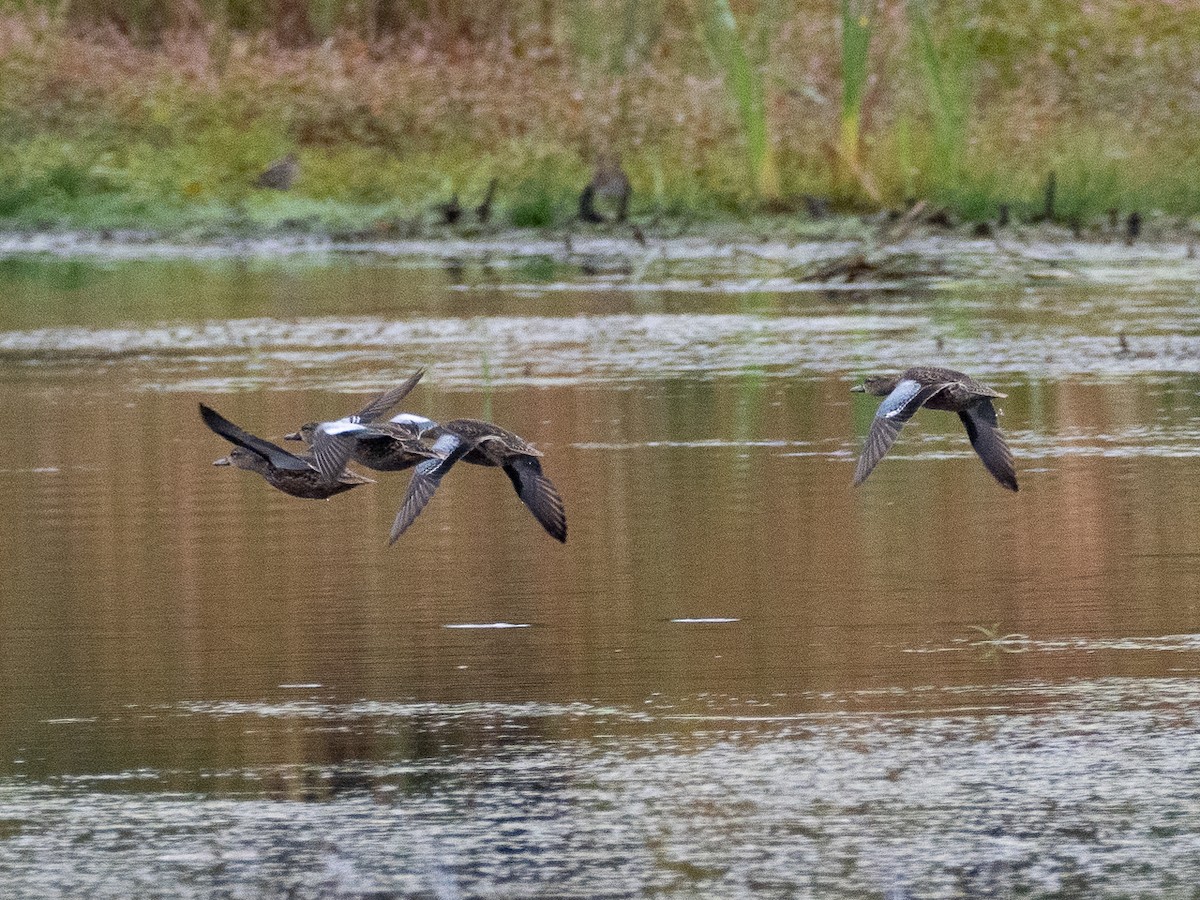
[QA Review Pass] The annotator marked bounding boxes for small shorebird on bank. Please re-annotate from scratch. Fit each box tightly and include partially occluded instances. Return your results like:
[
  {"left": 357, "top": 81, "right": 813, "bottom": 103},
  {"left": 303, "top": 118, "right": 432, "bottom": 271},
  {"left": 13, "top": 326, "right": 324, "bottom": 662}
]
[
  {"left": 579, "top": 153, "right": 632, "bottom": 224},
  {"left": 253, "top": 153, "right": 299, "bottom": 190}
]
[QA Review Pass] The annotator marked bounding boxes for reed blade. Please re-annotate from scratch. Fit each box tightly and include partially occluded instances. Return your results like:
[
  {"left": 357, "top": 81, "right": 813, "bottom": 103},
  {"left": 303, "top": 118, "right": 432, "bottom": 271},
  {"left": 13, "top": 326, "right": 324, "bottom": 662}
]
[
  {"left": 698, "top": 0, "right": 780, "bottom": 201},
  {"left": 839, "top": 0, "right": 875, "bottom": 186}
]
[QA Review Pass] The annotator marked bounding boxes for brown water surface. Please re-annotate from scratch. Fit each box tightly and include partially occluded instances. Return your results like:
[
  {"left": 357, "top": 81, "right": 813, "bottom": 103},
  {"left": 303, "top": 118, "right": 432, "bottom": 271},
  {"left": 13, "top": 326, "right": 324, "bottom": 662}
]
[{"left": 2, "top": 243, "right": 1200, "bottom": 897}]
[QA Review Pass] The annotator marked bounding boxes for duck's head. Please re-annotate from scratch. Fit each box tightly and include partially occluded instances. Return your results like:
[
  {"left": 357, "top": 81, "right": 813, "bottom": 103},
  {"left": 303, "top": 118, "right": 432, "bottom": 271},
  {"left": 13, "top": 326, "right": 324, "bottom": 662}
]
[
  {"left": 213, "top": 447, "right": 265, "bottom": 472},
  {"left": 283, "top": 422, "right": 318, "bottom": 444},
  {"left": 851, "top": 375, "right": 900, "bottom": 397}
]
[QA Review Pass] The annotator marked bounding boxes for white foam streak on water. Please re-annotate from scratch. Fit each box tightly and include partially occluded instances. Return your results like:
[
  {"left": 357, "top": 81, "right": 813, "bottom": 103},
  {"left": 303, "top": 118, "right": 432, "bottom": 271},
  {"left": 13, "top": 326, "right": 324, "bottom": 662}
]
[
  {"left": 0, "top": 312, "right": 920, "bottom": 356},
  {"left": 6, "top": 313, "right": 1200, "bottom": 392},
  {"left": 1, "top": 229, "right": 1197, "bottom": 270},
  {"left": 907, "top": 633, "right": 1200, "bottom": 656}
]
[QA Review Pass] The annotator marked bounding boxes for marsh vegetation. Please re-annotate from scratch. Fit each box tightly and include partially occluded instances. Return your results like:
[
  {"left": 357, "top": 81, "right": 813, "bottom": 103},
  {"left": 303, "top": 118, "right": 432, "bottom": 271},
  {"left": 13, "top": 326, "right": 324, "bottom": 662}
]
[{"left": 1, "top": 1, "right": 1198, "bottom": 234}]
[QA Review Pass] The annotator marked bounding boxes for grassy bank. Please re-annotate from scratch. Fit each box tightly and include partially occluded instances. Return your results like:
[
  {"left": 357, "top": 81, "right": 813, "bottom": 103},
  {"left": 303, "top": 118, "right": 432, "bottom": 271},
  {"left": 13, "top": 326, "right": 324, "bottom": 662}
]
[{"left": 1, "top": 2, "right": 1199, "bottom": 236}]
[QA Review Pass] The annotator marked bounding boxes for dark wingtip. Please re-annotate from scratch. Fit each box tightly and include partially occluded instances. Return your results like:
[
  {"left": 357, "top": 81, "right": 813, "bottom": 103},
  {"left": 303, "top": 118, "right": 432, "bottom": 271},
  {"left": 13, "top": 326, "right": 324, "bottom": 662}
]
[
  {"left": 400, "top": 366, "right": 425, "bottom": 390},
  {"left": 988, "top": 467, "right": 1019, "bottom": 492},
  {"left": 851, "top": 457, "right": 873, "bottom": 487},
  {"left": 387, "top": 518, "right": 410, "bottom": 546},
  {"left": 198, "top": 403, "right": 228, "bottom": 435}
]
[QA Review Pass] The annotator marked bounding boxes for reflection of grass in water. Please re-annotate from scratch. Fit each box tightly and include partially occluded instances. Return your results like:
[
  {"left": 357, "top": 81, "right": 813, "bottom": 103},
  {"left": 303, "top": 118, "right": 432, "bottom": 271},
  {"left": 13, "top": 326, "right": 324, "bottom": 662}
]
[
  {"left": 517, "top": 256, "right": 562, "bottom": 283},
  {"left": 0, "top": 257, "right": 105, "bottom": 293},
  {"left": 476, "top": 320, "right": 494, "bottom": 421},
  {"left": 925, "top": 294, "right": 980, "bottom": 342},
  {"left": 732, "top": 292, "right": 771, "bottom": 464},
  {"left": 732, "top": 367, "right": 766, "bottom": 478}
]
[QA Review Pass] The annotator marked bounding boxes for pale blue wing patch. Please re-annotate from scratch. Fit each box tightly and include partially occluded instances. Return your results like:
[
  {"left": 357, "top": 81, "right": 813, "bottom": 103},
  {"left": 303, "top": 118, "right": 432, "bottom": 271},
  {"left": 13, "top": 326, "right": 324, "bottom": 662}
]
[
  {"left": 853, "top": 382, "right": 949, "bottom": 486},
  {"left": 429, "top": 432, "right": 464, "bottom": 458},
  {"left": 389, "top": 413, "right": 439, "bottom": 435},
  {"left": 876, "top": 379, "right": 926, "bottom": 420},
  {"left": 320, "top": 420, "right": 369, "bottom": 436}
]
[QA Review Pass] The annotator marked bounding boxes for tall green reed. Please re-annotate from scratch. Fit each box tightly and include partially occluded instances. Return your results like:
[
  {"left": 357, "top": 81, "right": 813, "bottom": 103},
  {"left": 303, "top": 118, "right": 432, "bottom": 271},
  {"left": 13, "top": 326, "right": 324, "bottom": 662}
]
[
  {"left": 838, "top": 0, "right": 874, "bottom": 194},
  {"left": 908, "top": 0, "right": 974, "bottom": 197},
  {"left": 698, "top": 0, "right": 780, "bottom": 201}
]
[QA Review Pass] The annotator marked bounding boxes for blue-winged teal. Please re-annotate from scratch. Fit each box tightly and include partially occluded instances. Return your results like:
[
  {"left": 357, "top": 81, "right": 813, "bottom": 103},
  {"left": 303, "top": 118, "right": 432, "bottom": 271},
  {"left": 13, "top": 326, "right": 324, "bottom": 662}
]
[
  {"left": 389, "top": 418, "right": 567, "bottom": 545},
  {"left": 286, "top": 413, "right": 441, "bottom": 475},
  {"left": 283, "top": 369, "right": 425, "bottom": 482},
  {"left": 851, "top": 366, "right": 1018, "bottom": 491},
  {"left": 201, "top": 404, "right": 373, "bottom": 499}
]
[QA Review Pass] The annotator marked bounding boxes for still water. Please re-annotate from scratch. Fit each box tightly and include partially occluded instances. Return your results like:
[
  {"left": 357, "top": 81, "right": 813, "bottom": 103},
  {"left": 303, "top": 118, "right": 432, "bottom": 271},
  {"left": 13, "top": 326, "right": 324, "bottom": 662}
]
[{"left": 2, "top": 239, "right": 1200, "bottom": 897}]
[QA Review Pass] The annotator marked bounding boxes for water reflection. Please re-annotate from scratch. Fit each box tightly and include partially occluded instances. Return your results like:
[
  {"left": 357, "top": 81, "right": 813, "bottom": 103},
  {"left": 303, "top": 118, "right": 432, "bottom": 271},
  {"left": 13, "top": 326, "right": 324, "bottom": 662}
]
[
  {"left": 5, "top": 373, "right": 1200, "bottom": 739},
  {"left": 2, "top": 251, "right": 1200, "bottom": 895}
]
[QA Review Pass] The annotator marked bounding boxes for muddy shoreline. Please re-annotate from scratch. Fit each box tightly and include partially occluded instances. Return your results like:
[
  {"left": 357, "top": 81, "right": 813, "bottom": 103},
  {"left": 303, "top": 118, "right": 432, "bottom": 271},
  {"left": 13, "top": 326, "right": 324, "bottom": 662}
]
[{"left": 0, "top": 225, "right": 1197, "bottom": 285}]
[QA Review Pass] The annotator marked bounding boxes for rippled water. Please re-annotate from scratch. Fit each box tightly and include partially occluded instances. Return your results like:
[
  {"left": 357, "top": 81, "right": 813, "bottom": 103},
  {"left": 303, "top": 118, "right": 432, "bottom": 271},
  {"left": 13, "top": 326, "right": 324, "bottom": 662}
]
[{"left": 3, "top": 237, "right": 1200, "bottom": 898}]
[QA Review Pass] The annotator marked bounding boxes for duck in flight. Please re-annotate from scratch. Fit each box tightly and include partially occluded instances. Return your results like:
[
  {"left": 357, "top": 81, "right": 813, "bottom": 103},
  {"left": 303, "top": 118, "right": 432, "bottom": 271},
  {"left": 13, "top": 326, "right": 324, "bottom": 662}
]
[
  {"left": 388, "top": 418, "right": 567, "bottom": 545},
  {"left": 851, "top": 366, "right": 1018, "bottom": 491},
  {"left": 200, "top": 404, "right": 374, "bottom": 499},
  {"left": 283, "top": 369, "right": 427, "bottom": 482},
  {"left": 286, "top": 413, "right": 442, "bottom": 476}
]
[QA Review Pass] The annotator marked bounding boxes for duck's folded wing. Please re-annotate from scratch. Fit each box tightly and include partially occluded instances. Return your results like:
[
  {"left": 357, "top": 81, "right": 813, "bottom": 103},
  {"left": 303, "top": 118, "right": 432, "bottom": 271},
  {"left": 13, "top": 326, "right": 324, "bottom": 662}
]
[
  {"left": 958, "top": 400, "right": 1019, "bottom": 492},
  {"left": 388, "top": 432, "right": 473, "bottom": 544},
  {"left": 199, "top": 404, "right": 312, "bottom": 472},
  {"left": 351, "top": 368, "right": 425, "bottom": 423},
  {"left": 853, "top": 380, "right": 949, "bottom": 486},
  {"left": 503, "top": 456, "right": 567, "bottom": 543},
  {"left": 311, "top": 421, "right": 378, "bottom": 483}
]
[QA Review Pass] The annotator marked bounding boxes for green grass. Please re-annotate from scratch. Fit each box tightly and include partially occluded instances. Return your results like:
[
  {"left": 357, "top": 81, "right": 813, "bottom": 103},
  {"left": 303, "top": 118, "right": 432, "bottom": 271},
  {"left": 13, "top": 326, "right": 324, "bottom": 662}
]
[
  {"left": 908, "top": 0, "right": 974, "bottom": 196},
  {"left": 838, "top": 0, "right": 874, "bottom": 196},
  {"left": 0, "top": 133, "right": 1196, "bottom": 237},
  {"left": 2, "top": 3, "right": 1200, "bottom": 235},
  {"left": 698, "top": 0, "right": 780, "bottom": 202}
]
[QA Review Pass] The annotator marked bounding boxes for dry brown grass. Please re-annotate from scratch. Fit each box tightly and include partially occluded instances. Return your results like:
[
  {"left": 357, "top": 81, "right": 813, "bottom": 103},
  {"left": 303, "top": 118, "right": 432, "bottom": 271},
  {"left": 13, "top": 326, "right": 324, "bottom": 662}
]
[{"left": 1, "top": 2, "right": 1199, "bottom": 230}]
